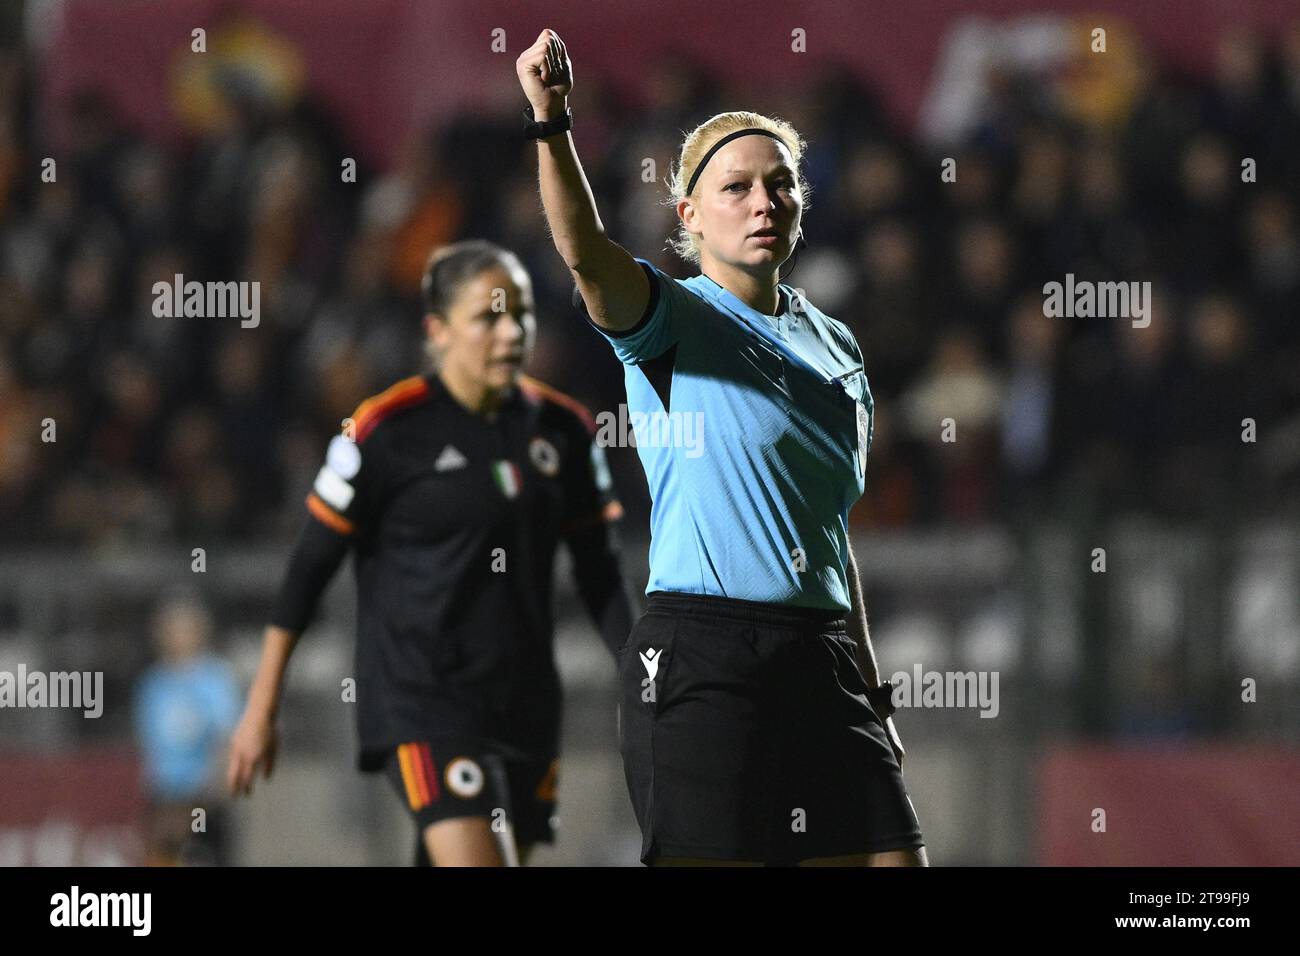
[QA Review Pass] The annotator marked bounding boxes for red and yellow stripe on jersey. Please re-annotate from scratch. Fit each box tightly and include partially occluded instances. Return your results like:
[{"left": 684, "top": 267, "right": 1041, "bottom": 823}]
[
  {"left": 517, "top": 374, "right": 598, "bottom": 434},
  {"left": 305, "top": 375, "right": 431, "bottom": 535},
  {"left": 396, "top": 742, "right": 440, "bottom": 811}
]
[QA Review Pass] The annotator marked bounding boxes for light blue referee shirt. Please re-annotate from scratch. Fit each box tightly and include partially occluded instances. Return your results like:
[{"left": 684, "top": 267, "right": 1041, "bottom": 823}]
[{"left": 585, "top": 257, "right": 873, "bottom": 611}]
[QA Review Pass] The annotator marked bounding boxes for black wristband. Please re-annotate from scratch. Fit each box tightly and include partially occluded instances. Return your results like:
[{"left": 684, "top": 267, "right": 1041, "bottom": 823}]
[{"left": 524, "top": 105, "right": 573, "bottom": 140}]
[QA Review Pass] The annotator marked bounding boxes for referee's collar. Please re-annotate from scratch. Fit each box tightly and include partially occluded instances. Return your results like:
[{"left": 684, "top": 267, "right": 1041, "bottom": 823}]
[{"left": 696, "top": 273, "right": 794, "bottom": 329}]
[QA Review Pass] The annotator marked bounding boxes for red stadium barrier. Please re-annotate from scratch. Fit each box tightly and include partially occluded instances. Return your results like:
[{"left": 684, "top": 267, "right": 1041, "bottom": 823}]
[
  {"left": 0, "top": 751, "right": 146, "bottom": 866},
  {"left": 1038, "top": 745, "right": 1300, "bottom": 866}
]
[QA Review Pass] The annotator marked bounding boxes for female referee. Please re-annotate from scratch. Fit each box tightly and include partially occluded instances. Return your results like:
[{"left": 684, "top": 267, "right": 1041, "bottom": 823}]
[
  {"left": 518, "top": 30, "right": 927, "bottom": 866},
  {"left": 226, "top": 239, "right": 633, "bottom": 866}
]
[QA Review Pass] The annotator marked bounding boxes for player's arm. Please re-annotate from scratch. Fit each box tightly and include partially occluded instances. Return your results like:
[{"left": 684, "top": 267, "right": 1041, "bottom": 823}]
[
  {"left": 556, "top": 411, "right": 635, "bottom": 656},
  {"left": 562, "top": 455, "right": 635, "bottom": 658},
  {"left": 517, "top": 29, "right": 649, "bottom": 332},
  {"left": 845, "top": 540, "right": 906, "bottom": 767},
  {"left": 844, "top": 540, "right": 879, "bottom": 686},
  {"left": 226, "top": 624, "right": 295, "bottom": 797},
  {"left": 251, "top": 519, "right": 351, "bottom": 720},
  {"left": 228, "top": 431, "right": 373, "bottom": 796},
  {"left": 227, "top": 519, "right": 350, "bottom": 797},
  {"left": 565, "top": 519, "right": 635, "bottom": 658}
]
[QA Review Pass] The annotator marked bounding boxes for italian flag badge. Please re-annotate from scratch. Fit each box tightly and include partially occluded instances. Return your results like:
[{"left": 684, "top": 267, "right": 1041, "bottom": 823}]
[{"left": 492, "top": 460, "right": 522, "bottom": 499}]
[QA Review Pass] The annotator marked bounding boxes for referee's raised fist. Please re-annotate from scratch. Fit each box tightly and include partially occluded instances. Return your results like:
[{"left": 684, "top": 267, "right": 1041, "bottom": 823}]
[{"left": 516, "top": 29, "right": 572, "bottom": 117}]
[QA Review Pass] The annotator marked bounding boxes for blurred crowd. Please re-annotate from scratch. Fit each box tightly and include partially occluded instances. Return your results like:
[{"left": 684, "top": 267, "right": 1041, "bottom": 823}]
[{"left": 1, "top": 22, "right": 1298, "bottom": 547}]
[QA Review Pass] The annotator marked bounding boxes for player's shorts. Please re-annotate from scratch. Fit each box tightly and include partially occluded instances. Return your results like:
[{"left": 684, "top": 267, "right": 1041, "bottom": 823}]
[
  {"left": 381, "top": 738, "right": 559, "bottom": 849},
  {"left": 617, "top": 591, "right": 926, "bottom": 865}
]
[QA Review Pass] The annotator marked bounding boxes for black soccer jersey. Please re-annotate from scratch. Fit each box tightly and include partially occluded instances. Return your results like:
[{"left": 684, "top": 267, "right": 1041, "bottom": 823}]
[{"left": 270, "top": 371, "right": 628, "bottom": 770}]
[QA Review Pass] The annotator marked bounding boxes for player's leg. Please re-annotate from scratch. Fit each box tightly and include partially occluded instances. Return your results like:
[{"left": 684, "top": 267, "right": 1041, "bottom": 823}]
[
  {"left": 797, "top": 846, "right": 929, "bottom": 866},
  {"left": 421, "top": 817, "right": 504, "bottom": 866},
  {"left": 416, "top": 816, "right": 522, "bottom": 868},
  {"left": 652, "top": 856, "right": 764, "bottom": 867},
  {"left": 383, "top": 741, "right": 510, "bottom": 866},
  {"left": 869, "top": 846, "right": 928, "bottom": 866},
  {"left": 418, "top": 751, "right": 540, "bottom": 866}
]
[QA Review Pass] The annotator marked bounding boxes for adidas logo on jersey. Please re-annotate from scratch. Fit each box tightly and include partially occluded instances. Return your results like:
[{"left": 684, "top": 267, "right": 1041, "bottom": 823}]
[{"left": 435, "top": 445, "right": 468, "bottom": 471}]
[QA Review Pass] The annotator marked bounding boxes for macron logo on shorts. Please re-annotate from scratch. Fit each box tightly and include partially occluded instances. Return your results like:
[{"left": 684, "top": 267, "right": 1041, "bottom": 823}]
[
  {"left": 639, "top": 648, "right": 661, "bottom": 704},
  {"left": 640, "top": 648, "right": 660, "bottom": 680}
]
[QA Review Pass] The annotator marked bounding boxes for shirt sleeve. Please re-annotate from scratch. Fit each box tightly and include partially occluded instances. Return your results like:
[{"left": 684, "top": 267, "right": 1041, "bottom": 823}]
[
  {"left": 580, "top": 257, "right": 686, "bottom": 365},
  {"left": 304, "top": 428, "right": 381, "bottom": 536},
  {"left": 270, "top": 425, "right": 380, "bottom": 633},
  {"left": 267, "top": 512, "right": 351, "bottom": 633}
]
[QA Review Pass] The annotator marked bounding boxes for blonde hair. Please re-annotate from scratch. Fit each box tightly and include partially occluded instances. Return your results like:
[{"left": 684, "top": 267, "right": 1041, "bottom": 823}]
[{"left": 662, "top": 111, "right": 811, "bottom": 266}]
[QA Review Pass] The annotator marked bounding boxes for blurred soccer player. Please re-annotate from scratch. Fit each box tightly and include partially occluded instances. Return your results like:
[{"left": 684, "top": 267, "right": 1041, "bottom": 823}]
[
  {"left": 227, "top": 240, "right": 632, "bottom": 866},
  {"left": 519, "top": 30, "right": 927, "bottom": 866}
]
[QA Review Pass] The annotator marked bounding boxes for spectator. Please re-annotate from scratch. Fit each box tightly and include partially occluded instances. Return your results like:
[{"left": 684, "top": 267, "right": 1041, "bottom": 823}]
[{"left": 133, "top": 595, "right": 240, "bottom": 865}]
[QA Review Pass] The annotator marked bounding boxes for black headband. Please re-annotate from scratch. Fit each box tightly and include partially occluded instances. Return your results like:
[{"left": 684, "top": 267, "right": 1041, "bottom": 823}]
[{"left": 685, "top": 128, "right": 787, "bottom": 197}]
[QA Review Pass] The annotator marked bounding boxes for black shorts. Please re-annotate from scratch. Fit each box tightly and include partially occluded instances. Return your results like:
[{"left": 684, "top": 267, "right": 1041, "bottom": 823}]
[
  {"left": 617, "top": 591, "right": 925, "bottom": 865},
  {"left": 381, "top": 739, "right": 559, "bottom": 850}
]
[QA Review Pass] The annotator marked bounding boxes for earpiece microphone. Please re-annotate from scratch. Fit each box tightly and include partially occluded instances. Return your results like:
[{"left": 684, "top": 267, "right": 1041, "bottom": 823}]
[{"left": 781, "top": 229, "right": 807, "bottom": 282}]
